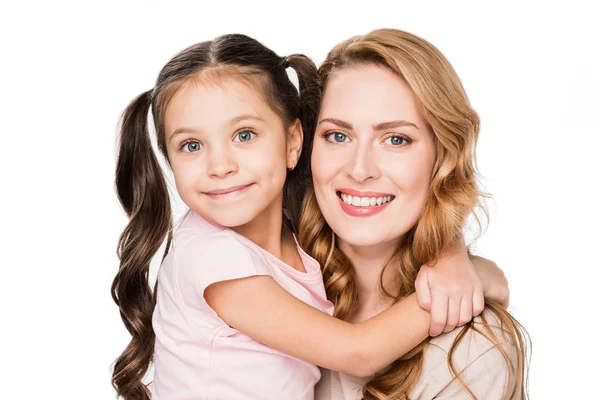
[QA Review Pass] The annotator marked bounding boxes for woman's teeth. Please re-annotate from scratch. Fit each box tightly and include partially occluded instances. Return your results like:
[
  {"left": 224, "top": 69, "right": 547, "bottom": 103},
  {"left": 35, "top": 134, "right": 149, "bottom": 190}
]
[{"left": 340, "top": 193, "right": 394, "bottom": 207}]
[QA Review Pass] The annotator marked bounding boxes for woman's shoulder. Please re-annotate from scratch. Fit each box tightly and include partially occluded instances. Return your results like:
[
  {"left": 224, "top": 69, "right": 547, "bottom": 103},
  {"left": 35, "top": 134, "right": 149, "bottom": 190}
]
[
  {"left": 412, "top": 309, "right": 520, "bottom": 399},
  {"left": 427, "top": 309, "right": 514, "bottom": 357}
]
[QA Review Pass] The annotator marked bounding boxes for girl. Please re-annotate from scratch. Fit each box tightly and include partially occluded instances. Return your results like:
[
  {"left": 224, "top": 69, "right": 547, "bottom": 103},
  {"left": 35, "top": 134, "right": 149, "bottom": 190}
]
[
  {"left": 305, "top": 29, "right": 530, "bottom": 399},
  {"left": 112, "top": 33, "right": 508, "bottom": 400}
]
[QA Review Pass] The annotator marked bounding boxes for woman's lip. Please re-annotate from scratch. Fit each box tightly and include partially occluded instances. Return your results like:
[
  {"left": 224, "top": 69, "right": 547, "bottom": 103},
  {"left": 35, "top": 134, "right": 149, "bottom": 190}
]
[
  {"left": 336, "top": 188, "right": 394, "bottom": 198},
  {"left": 337, "top": 195, "right": 392, "bottom": 217}
]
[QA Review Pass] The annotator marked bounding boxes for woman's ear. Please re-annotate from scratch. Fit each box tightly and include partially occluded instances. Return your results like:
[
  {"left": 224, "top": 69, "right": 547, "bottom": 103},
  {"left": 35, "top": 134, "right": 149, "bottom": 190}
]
[{"left": 287, "top": 118, "right": 303, "bottom": 170}]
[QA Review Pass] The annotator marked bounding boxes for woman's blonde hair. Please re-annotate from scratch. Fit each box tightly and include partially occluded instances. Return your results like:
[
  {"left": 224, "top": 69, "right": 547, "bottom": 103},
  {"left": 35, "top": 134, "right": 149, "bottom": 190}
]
[{"left": 299, "top": 29, "right": 529, "bottom": 399}]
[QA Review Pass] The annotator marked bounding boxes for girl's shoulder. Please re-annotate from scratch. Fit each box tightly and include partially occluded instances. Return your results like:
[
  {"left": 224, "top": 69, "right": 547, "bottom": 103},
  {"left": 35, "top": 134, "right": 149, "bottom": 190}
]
[
  {"left": 163, "top": 211, "right": 273, "bottom": 314},
  {"left": 174, "top": 210, "right": 226, "bottom": 240},
  {"left": 170, "top": 210, "right": 273, "bottom": 279},
  {"left": 172, "top": 211, "right": 250, "bottom": 260}
]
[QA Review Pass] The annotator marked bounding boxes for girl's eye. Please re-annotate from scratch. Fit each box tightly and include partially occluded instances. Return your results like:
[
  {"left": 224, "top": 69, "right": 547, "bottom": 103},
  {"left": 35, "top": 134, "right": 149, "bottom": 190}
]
[
  {"left": 325, "top": 132, "right": 349, "bottom": 143},
  {"left": 234, "top": 130, "right": 256, "bottom": 142},
  {"left": 384, "top": 135, "right": 409, "bottom": 146},
  {"left": 182, "top": 141, "right": 202, "bottom": 152}
]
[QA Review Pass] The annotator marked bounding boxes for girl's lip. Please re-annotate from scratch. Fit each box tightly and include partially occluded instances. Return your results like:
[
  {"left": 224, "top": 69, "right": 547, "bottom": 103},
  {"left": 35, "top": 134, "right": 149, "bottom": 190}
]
[
  {"left": 203, "top": 183, "right": 254, "bottom": 200},
  {"left": 203, "top": 183, "right": 253, "bottom": 195}
]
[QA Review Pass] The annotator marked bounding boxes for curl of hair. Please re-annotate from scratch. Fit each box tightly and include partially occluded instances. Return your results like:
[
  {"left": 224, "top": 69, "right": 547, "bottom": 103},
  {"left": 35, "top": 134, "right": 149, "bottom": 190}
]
[
  {"left": 113, "top": 90, "right": 173, "bottom": 399},
  {"left": 112, "top": 34, "right": 319, "bottom": 399},
  {"left": 300, "top": 28, "right": 530, "bottom": 400}
]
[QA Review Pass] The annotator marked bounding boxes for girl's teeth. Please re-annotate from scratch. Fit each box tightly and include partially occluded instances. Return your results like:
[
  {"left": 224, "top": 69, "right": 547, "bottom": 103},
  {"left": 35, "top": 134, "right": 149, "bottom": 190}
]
[{"left": 340, "top": 194, "right": 394, "bottom": 207}]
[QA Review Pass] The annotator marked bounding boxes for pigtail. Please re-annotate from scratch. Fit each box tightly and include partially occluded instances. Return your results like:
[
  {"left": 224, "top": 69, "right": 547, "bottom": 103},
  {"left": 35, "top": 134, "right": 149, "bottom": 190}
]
[
  {"left": 283, "top": 54, "right": 321, "bottom": 229},
  {"left": 110, "top": 35, "right": 321, "bottom": 398},
  {"left": 112, "top": 90, "right": 172, "bottom": 400}
]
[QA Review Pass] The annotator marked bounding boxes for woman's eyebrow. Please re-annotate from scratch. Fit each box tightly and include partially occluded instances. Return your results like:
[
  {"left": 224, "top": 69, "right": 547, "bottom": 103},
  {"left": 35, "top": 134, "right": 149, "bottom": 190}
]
[
  {"left": 373, "top": 120, "right": 419, "bottom": 131},
  {"left": 318, "top": 118, "right": 419, "bottom": 131},
  {"left": 318, "top": 117, "right": 353, "bottom": 129}
]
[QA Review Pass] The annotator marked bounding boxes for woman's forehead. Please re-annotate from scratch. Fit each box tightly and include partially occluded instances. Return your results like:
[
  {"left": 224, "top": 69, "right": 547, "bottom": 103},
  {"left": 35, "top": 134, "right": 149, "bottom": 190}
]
[{"left": 319, "top": 65, "right": 426, "bottom": 131}]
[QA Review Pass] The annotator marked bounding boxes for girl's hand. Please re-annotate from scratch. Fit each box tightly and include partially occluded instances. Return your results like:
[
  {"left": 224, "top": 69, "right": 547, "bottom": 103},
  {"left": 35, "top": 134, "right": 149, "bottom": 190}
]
[{"left": 415, "top": 238, "right": 484, "bottom": 337}]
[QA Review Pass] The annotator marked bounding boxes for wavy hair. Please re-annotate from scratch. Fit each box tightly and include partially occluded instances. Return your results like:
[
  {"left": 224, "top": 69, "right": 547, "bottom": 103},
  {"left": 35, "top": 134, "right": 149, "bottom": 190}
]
[
  {"left": 299, "top": 29, "right": 529, "bottom": 399},
  {"left": 112, "top": 33, "right": 320, "bottom": 399}
]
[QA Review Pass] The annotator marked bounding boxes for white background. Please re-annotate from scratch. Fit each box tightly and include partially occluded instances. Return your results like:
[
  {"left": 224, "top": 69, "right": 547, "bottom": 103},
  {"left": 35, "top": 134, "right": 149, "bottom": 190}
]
[{"left": 1, "top": 1, "right": 598, "bottom": 398}]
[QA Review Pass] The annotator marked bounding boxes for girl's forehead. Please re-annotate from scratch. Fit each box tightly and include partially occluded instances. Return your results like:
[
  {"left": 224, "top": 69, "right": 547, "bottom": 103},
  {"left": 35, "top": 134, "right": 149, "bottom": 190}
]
[{"left": 164, "top": 77, "right": 278, "bottom": 131}]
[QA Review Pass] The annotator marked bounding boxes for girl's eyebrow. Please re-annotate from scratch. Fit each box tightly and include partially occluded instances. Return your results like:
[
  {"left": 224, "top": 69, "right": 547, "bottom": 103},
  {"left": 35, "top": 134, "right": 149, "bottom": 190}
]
[
  {"left": 170, "top": 127, "right": 200, "bottom": 142},
  {"left": 169, "top": 114, "right": 266, "bottom": 142},
  {"left": 229, "top": 113, "right": 265, "bottom": 125}
]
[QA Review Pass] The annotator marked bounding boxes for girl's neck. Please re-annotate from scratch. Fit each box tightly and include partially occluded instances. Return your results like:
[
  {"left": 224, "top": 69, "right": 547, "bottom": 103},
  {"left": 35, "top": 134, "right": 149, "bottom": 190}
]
[
  {"left": 232, "top": 197, "right": 285, "bottom": 258},
  {"left": 339, "top": 237, "right": 404, "bottom": 322},
  {"left": 231, "top": 195, "right": 303, "bottom": 272}
]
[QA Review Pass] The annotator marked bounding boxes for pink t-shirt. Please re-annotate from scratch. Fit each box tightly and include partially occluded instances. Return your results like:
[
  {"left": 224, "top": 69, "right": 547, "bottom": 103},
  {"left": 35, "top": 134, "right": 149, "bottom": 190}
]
[{"left": 152, "top": 211, "right": 334, "bottom": 400}]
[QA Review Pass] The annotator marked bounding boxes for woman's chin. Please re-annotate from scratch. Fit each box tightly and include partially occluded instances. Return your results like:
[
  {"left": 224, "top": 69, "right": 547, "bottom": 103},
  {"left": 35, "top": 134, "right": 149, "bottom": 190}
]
[{"left": 335, "top": 230, "right": 399, "bottom": 250}]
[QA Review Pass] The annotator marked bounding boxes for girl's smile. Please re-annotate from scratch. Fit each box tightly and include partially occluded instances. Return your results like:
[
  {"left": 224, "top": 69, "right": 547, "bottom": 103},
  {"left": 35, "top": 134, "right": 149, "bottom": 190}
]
[{"left": 202, "top": 183, "right": 255, "bottom": 201}]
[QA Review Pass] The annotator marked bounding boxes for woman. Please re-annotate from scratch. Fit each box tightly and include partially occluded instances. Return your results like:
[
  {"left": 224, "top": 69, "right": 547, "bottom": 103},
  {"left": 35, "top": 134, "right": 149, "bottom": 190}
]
[{"left": 301, "top": 29, "right": 529, "bottom": 399}]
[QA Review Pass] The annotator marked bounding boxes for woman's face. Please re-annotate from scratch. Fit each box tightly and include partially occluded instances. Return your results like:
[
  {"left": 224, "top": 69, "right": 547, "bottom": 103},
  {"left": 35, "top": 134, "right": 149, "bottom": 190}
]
[{"left": 311, "top": 65, "right": 436, "bottom": 248}]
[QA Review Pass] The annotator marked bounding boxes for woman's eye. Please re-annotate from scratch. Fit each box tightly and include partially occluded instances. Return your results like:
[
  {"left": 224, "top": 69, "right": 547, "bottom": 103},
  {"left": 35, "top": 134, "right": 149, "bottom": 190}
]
[
  {"left": 325, "top": 132, "right": 349, "bottom": 143},
  {"left": 182, "top": 141, "right": 202, "bottom": 152},
  {"left": 384, "top": 135, "right": 408, "bottom": 146},
  {"left": 234, "top": 130, "right": 256, "bottom": 142}
]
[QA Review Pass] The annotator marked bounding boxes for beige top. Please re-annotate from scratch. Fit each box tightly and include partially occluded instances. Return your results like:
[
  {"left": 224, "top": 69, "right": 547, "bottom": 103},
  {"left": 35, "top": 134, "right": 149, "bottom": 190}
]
[{"left": 315, "top": 311, "right": 519, "bottom": 400}]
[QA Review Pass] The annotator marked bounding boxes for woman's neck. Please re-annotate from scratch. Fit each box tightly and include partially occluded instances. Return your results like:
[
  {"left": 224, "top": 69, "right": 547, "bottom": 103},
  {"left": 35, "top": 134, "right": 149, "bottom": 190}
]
[{"left": 339, "top": 237, "right": 403, "bottom": 322}]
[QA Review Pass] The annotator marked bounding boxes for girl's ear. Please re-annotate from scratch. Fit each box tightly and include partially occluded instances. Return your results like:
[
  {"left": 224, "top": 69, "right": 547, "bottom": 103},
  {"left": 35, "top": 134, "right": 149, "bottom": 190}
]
[{"left": 287, "top": 118, "right": 303, "bottom": 170}]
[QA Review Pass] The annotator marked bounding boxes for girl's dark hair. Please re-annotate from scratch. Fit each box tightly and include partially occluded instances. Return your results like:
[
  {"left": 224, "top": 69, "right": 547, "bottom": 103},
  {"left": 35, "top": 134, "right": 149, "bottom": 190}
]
[{"left": 112, "top": 33, "right": 319, "bottom": 399}]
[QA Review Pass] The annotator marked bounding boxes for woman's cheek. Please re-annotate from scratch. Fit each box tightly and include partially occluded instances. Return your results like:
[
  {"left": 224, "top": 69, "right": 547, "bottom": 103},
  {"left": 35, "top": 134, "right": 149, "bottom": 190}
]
[{"left": 312, "top": 143, "right": 338, "bottom": 184}]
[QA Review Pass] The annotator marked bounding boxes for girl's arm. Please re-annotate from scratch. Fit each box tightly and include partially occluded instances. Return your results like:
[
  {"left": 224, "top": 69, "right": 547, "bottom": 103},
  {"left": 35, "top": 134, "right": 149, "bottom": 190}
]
[
  {"left": 205, "top": 276, "right": 429, "bottom": 378},
  {"left": 415, "top": 237, "right": 510, "bottom": 334}
]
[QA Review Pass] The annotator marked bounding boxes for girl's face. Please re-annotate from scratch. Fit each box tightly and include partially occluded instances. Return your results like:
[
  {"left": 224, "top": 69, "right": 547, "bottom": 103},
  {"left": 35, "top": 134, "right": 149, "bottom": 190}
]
[
  {"left": 165, "top": 77, "right": 301, "bottom": 228},
  {"left": 311, "top": 65, "right": 436, "bottom": 249}
]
